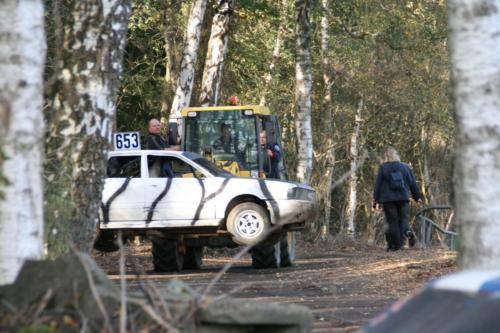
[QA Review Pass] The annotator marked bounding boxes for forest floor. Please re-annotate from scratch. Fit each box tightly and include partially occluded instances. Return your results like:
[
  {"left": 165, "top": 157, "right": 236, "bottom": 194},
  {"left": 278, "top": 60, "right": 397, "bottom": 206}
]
[{"left": 93, "top": 236, "right": 457, "bottom": 332}]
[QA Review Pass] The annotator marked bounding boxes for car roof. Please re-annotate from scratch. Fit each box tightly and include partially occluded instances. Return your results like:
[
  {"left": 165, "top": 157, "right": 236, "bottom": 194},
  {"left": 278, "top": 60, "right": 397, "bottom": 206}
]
[{"left": 108, "top": 150, "right": 203, "bottom": 160}]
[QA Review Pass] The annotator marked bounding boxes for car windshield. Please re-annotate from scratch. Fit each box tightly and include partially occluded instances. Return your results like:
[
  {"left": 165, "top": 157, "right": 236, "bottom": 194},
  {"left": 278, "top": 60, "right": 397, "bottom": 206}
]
[{"left": 193, "top": 157, "right": 234, "bottom": 177}]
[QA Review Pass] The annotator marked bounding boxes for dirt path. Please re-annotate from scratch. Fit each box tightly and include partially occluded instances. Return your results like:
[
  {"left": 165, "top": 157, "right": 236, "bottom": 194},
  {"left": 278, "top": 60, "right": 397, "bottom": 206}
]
[{"left": 93, "top": 241, "right": 456, "bottom": 332}]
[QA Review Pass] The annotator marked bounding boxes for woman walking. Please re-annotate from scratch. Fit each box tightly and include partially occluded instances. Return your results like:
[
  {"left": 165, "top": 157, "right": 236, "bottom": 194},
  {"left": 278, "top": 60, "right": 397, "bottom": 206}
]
[{"left": 373, "top": 146, "right": 423, "bottom": 251}]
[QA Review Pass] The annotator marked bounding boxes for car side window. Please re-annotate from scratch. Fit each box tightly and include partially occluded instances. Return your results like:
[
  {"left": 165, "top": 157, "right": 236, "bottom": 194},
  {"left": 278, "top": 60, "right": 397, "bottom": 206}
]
[
  {"left": 171, "top": 157, "right": 205, "bottom": 179},
  {"left": 147, "top": 155, "right": 204, "bottom": 179},
  {"left": 107, "top": 156, "right": 141, "bottom": 178}
]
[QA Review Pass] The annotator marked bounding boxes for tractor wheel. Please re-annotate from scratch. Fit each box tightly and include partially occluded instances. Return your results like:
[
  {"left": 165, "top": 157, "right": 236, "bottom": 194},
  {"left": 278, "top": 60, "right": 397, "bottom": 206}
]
[
  {"left": 151, "top": 238, "right": 183, "bottom": 272},
  {"left": 183, "top": 246, "right": 203, "bottom": 270},
  {"left": 251, "top": 242, "right": 281, "bottom": 269},
  {"left": 279, "top": 232, "right": 296, "bottom": 267},
  {"left": 227, "top": 202, "right": 271, "bottom": 246},
  {"left": 93, "top": 230, "right": 119, "bottom": 252}
]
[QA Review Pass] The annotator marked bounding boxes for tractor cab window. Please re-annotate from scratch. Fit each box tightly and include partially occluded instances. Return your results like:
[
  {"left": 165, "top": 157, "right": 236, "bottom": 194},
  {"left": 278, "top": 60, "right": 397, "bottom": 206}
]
[
  {"left": 107, "top": 156, "right": 141, "bottom": 178},
  {"left": 184, "top": 110, "right": 258, "bottom": 175}
]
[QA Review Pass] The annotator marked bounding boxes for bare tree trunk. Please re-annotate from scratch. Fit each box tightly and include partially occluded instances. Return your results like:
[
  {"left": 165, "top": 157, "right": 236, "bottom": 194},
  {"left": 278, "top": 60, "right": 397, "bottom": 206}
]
[
  {"left": 419, "top": 126, "right": 434, "bottom": 204},
  {"left": 199, "top": 0, "right": 233, "bottom": 107},
  {"left": 448, "top": 0, "right": 500, "bottom": 269},
  {"left": 160, "top": 0, "right": 182, "bottom": 117},
  {"left": 345, "top": 98, "right": 363, "bottom": 237},
  {"left": 294, "top": 0, "right": 313, "bottom": 183},
  {"left": 45, "top": 0, "right": 131, "bottom": 255},
  {"left": 320, "top": 0, "right": 335, "bottom": 239},
  {"left": 170, "top": 0, "right": 207, "bottom": 119},
  {"left": 0, "top": 0, "right": 46, "bottom": 284},
  {"left": 259, "top": 0, "right": 288, "bottom": 106}
]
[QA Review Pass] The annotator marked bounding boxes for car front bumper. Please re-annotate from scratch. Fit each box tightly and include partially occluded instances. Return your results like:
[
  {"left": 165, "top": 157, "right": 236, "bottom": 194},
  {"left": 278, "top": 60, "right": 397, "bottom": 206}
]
[{"left": 266, "top": 199, "right": 315, "bottom": 226}]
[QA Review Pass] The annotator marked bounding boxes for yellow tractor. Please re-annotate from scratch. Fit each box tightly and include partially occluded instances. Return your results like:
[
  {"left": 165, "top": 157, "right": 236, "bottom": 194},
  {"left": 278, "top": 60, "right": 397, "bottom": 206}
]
[
  {"left": 170, "top": 104, "right": 296, "bottom": 268},
  {"left": 177, "top": 105, "right": 288, "bottom": 180}
]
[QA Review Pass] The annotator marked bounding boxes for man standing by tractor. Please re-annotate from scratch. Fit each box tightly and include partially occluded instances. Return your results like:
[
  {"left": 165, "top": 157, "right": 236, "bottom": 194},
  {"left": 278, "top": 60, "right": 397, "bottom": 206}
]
[{"left": 260, "top": 130, "right": 282, "bottom": 179}]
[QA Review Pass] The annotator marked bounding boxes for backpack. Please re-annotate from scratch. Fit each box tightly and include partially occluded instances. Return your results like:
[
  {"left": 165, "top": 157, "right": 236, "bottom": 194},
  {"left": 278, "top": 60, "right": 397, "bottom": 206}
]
[{"left": 389, "top": 170, "right": 405, "bottom": 192}]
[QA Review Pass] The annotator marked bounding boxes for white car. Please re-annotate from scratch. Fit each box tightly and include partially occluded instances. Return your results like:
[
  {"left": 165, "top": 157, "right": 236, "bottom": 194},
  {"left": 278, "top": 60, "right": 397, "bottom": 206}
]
[{"left": 95, "top": 150, "right": 315, "bottom": 271}]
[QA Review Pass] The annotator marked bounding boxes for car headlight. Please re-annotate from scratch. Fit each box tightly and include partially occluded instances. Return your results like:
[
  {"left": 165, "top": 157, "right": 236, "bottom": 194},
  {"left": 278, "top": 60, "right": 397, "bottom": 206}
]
[{"left": 287, "top": 187, "right": 315, "bottom": 201}]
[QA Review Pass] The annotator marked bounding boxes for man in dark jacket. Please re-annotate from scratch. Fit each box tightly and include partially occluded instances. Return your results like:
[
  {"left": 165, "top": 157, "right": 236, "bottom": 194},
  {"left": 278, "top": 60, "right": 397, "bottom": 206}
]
[
  {"left": 145, "top": 118, "right": 180, "bottom": 150},
  {"left": 260, "top": 130, "right": 282, "bottom": 179},
  {"left": 373, "top": 146, "right": 422, "bottom": 251}
]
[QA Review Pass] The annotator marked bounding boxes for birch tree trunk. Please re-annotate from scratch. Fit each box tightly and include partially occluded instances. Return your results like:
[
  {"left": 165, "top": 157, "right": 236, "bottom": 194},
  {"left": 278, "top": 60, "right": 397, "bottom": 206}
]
[
  {"left": 198, "top": 0, "right": 233, "bottom": 107},
  {"left": 170, "top": 0, "right": 207, "bottom": 119},
  {"left": 45, "top": 0, "right": 131, "bottom": 255},
  {"left": 259, "top": 0, "right": 288, "bottom": 106},
  {"left": 448, "top": 0, "right": 500, "bottom": 269},
  {"left": 294, "top": 0, "right": 313, "bottom": 183},
  {"left": 0, "top": 0, "right": 46, "bottom": 284},
  {"left": 345, "top": 99, "right": 363, "bottom": 237},
  {"left": 160, "top": 0, "right": 182, "bottom": 116},
  {"left": 320, "top": 0, "right": 335, "bottom": 239}
]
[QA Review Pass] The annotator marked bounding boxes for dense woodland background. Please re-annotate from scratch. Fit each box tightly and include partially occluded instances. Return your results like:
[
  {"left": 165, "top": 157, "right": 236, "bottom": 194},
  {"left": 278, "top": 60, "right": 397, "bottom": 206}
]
[
  {"left": 0, "top": 0, "right": 455, "bottom": 283},
  {"left": 112, "top": 0, "right": 453, "bottom": 240}
]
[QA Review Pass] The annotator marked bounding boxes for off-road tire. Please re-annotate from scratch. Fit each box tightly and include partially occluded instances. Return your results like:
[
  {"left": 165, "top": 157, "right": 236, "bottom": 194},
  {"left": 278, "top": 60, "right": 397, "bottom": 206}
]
[
  {"left": 93, "top": 230, "right": 119, "bottom": 252},
  {"left": 183, "top": 246, "right": 203, "bottom": 270},
  {"left": 279, "top": 232, "right": 296, "bottom": 267},
  {"left": 227, "top": 202, "right": 271, "bottom": 245},
  {"left": 152, "top": 238, "right": 183, "bottom": 272},
  {"left": 251, "top": 242, "right": 280, "bottom": 269}
]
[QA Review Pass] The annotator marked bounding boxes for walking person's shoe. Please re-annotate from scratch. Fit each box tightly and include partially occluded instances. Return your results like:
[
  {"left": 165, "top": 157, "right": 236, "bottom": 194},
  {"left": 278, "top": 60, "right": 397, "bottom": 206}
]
[{"left": 406, "top": 230, "right": 416, "bottom": 247}]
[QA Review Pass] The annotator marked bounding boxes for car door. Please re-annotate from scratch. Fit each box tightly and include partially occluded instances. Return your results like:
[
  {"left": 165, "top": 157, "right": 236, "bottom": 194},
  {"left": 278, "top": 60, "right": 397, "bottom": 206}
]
[
  {"left": 144, "top": 154, "right": 217, "bottom": 225},
  {"left": 102, "top": 154, "right": 145, "bottom": 222}
]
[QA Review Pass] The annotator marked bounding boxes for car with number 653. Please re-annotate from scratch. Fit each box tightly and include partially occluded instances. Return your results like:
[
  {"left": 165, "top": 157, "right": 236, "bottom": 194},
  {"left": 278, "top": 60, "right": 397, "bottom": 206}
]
[{"left": 94, "top": 149, "right": 316, "bottom": 272}]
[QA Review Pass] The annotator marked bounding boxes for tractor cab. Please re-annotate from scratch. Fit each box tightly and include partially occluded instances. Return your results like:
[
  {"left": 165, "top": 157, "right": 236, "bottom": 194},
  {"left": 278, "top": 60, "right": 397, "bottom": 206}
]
[{"left": 179, "top": 105, "right": 287, "bottom": 179}]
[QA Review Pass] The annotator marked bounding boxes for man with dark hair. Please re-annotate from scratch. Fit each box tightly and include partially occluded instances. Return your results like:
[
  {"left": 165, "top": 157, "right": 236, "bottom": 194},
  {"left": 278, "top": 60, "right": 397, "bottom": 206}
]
[
  {"left": 213, "top": 123, "right": 237, "bottom": 154},
  {"left": 260, "top": 130, "right": 282, "bottom": 179}
]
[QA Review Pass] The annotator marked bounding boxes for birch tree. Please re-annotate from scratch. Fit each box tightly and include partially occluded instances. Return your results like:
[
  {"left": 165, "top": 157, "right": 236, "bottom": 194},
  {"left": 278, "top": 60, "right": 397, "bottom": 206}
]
[
  {"left": 259, "top": 0, "right": 288, "bottom": 106},
  {"left": 160, "top": 0, "right": 182, "bottom": 116},
  {"left": 319, "top": 0, "right": 335, "bottom": 239},
  {"left": 345, "top": 99, "right": 363, "bottom": 236},
  {"left": 448, "top": 0, "right": 500, "bottom": 269},
  {"left": 45, "top": 0, "right": 131, "bottom": 255},
  {"left": 0, "top": 0, "right": 46, "bottom": 284},
  {"left": 199, "top": 0, "right": 233, "bottom": 106},
  {"left": 294, "top": 0, "right": 313, "bottom": 183},
  {"left": 170, "top": 0, "right": 207, "bottom": 118}
]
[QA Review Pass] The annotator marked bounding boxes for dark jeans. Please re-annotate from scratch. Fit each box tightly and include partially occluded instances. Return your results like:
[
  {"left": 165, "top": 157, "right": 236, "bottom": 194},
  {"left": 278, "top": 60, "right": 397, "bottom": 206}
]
[{"left": 383, "top": 201, "right": 410, "bottom": 250}]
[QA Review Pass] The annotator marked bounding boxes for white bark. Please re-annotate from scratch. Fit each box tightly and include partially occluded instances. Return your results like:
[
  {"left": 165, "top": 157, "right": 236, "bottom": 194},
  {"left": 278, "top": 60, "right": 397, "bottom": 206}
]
[
  {"left": 320, "top": 0, "right": 334, "bottom": 239},
  {"left": 170, "top": 0, "right": 207, "bottom": 118},
  {"left": 346, "top": 99, "right": 363, "bottom": 236},
  {"left": 46, "top": 0, "right": 131, "bottom": 254},
  {"left": 259, "top": 0, "right": 288, "bottom": 106},
  {"left": 199, "top": 0, "right": 233, "bottom": 107},
  {"left": 295, "top": 0, "right": 313, "bottom": 183},
  {"left": 0, "top": 0, "right": 46, "bottom": 284},
  {"left": 448, "top": 0, "right": 500, "bottom": 268}
]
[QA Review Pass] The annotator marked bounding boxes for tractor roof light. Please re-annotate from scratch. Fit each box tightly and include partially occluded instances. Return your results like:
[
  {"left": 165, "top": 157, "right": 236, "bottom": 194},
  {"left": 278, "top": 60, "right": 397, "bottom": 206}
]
[
  {"left": 187, "top": 111, "right": 197, "bottom": 117},
  {"left": 243, "top": 109, "right": 253, "bottom": 116}
]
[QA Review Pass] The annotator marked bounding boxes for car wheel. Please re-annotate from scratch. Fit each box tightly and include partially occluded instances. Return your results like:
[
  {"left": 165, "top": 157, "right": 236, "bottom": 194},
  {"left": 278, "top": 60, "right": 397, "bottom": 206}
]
[
  {"left": 151, "top": 238, "right": 183, "bottom": 272},
  {"left": 183, "top": 246, "right": 203, "bottom": 270},
  {"left": 227, "top": 202, "right": 271, "bottom": 245},
  {"left": 280, "top": 232, "right": 296, "bottom": 267}
]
